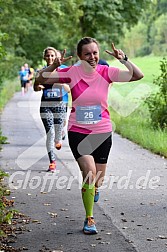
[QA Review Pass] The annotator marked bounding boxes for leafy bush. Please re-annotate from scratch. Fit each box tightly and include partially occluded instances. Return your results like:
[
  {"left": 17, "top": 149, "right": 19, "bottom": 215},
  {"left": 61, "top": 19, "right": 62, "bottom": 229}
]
[
  {"left": 0, "top": 78, "right": 20, "bottom": 112},
  {"left": 0, "top": 130, "right": 8, "bottom": 145},
  {"left": 0, "top": 171, "right": 12, "bottom": 224},
  {"left": 145, "top": 58, "right": 167, "bottom": 129}
]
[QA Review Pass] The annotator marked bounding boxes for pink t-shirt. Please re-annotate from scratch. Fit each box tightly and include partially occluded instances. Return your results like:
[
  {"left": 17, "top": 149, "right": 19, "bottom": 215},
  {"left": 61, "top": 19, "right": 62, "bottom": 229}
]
[{"left": 57, "top": 63, "right": 119, "bottom": 134}]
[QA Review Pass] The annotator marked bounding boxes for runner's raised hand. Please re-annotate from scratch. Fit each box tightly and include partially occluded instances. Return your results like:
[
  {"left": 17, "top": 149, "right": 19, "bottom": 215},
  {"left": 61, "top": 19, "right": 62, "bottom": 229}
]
[
  {"left": 105, "top": 43, "right": 125, "bottom": 60},
  {"left": 54, "top": 49, "right": 73, "bottom": 66}
]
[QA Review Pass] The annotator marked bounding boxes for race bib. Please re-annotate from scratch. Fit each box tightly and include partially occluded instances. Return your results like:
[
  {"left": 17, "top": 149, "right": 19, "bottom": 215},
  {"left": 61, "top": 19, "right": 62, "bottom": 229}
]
[
  {"left": 43, "top": 87, "right": 62, "bottom": 100},
  {"left": 76, "top": 105, "right": 102, "bottom": 124}
]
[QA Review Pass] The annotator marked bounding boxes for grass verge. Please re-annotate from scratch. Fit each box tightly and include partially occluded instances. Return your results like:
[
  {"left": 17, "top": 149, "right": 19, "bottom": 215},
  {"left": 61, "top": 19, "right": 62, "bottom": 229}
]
[
  {"left": 108, "top": 55, "right": 167, "bottom": 158},
  {"left": 110, "top": 108, "right": 167, "bottom": 157},
  {"left": 0, "top": 78, "right": 20, "bottom": 112}
]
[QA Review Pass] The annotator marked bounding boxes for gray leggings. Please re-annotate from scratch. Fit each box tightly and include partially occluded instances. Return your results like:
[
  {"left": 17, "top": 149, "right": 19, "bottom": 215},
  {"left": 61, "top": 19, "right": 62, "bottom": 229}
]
[{"left": 40, "top": 101, "right": 66, "bottom": 163}]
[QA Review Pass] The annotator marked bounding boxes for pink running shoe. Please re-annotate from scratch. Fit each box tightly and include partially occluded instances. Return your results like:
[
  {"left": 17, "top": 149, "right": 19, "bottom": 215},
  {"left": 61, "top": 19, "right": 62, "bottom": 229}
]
[{"left": 55, "top": 143, "right": 62, "bottom": 150}]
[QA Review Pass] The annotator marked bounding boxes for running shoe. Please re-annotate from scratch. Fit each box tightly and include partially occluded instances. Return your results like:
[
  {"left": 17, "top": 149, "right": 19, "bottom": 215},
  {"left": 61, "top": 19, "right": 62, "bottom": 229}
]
[
  {"left": 47, "top": 162, "right": 56, "bottom": 172},
  {"left": 94, "top": 187, "right": 100, "bottom": 202},
  {"left": 55, "top": 143, "right": 62, "bottom": 150},
  {"left": 83, "top": 217, "right": 98, "bottom": 234}
]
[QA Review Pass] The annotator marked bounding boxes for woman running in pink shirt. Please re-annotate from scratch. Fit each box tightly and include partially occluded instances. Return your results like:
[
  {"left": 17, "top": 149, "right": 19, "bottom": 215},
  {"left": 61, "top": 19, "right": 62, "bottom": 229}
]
[{"left": 35, "top": 37, "right": 144, "bottom": 235}]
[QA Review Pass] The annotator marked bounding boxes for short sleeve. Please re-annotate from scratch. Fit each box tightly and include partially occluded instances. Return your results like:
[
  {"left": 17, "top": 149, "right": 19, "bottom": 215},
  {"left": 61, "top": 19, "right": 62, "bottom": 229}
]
[{"left": 108, "top": 67, "right": 119, "bottom": 82}]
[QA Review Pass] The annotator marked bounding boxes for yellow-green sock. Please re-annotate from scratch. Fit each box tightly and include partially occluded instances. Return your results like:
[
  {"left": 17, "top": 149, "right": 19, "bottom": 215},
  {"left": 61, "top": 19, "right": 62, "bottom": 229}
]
[{"left": 82, "top": 183, "right": 95, "bottom": 218}]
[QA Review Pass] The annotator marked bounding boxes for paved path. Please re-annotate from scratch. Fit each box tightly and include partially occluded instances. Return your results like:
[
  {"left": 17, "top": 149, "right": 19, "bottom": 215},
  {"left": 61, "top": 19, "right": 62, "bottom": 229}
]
[{"left": 0, "top": 89, "right": 167, "bottom": 252}]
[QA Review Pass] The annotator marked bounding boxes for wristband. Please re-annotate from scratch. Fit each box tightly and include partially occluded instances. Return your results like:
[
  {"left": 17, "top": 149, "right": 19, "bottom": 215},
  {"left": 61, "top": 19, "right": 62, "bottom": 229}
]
[{"left": 119, "top": 54, "right": 128, "bottom": 64}]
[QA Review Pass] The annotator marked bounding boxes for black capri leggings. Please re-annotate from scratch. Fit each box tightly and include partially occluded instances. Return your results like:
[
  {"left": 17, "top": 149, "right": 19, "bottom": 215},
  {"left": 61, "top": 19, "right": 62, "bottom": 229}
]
[{"left": 68, "top": 131, "right": 112, "bottom": 164}]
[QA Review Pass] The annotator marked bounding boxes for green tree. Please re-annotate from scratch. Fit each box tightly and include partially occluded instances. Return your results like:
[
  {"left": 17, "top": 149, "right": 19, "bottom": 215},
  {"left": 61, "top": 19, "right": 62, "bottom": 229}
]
[
  {"left": 155, "top": 0, "right": 167, "bottom": 15},
  {"left": 145, "top": 58, "right": 167, "bottom": 130},
  {"left": 0, "top": 33, "right": 8, "bottom": 59},
  {"left": 0, "top": 33, "right": 9, "bottom": 85},
  {"left": 78, "top": 0, "right": 150, "bottom": 43},
  {"left": 119, "top": 22, "right": 150, "bottom": 58},
  {"left": 150, "top": 14, "right": 167, "bottom": 56},
  {"left": 0, "top": 0, "right": 152, "bottom": 75},
  {"left": 1, "top": 0, "right": 151, "bottom": 65},
  {"left": 140, "top": 0, "right": 167, "bottom": 54}
]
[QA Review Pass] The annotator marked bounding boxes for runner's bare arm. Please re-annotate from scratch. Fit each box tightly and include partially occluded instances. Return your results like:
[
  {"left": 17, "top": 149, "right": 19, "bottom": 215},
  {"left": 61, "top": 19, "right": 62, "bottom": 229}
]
[
  {"left": 63, "top": 84, "right": 70, "bottom": 93},
  {"left": 105, "top": 43, "right": 144, "bottom": 82},
  {"left": 33, "top": 79, "right": 44, "bottom": 92}
]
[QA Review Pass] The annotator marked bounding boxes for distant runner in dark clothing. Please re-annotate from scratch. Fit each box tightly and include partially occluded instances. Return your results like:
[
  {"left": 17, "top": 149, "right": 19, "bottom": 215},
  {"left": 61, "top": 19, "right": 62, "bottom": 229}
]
[{"left": 98, "top": 59, "right": 109, "bottom": 66}]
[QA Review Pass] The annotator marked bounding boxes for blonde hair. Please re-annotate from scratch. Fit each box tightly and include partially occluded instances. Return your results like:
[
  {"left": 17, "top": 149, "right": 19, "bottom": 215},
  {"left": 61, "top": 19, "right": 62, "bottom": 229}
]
[{"left": 43, "top": 46, "right": 57, "bottom": 59}]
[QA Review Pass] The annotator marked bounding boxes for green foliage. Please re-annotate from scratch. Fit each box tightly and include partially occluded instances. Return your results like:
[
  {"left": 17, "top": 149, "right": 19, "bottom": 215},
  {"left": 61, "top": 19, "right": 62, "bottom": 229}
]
[
  {"left": 0, "top": 169, "right": 17, "bottom": 236},
  {"left": 0, "top": 78, "right": 20, "bottom": 112},
  {"left": 78, "top": 0, "right": 150, "bottom": 43},
  {"left": 119, "top": 12, "right": 167, "bottom": 58},
  {"left": 0, "top": 33, "right": 9, "bottom": 86},
  {"left": 0, "top": 0, "right": 151, "bottom": 68},
  {"left": 150, "top": 14, "right": 167, "bottom": 56},
  {"left": 119, "top": 22, "right": 150, "bottom": 58},
  {"left": 2, "top": 209, "right": 16, "bottom": 225},
  {"left": 145, "top": 58, "right": 167, "bottom": 129},
  {"left": 0, "top": 170, "right": 9, "bottom": 224},
  {"left": 0, "top": 170, "right": 9, "bottom": 180},
  {"left": 0, "top": 130, "right": 8, "bottom": 145},
  {"left": 109, "top": 56, "right": 167, "bottom": 157},
  {"left": 110, "top": 107, "right": 167, "bottom": 157},
  {"left": 0, "top": 55, "right": 26, "bottom": 81},
  {"left": 155, "top": 0, "right": 167, "bottom": 16},
  {"left": 119, "top": 1, "right": 167, "bottom": 58},
  {"left": 0, "top": 33, "right": 8, "bottom": 59},
  {"left": 0, "top": 0, "right": 165, "bottom": 88},
  {"left": 0, "top": 0, "right": 83, "bottom": 67}
]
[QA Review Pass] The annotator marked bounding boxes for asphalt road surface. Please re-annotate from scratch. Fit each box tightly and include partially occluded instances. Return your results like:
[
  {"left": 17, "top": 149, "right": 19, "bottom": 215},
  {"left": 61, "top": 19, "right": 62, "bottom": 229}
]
[{"left": 0, "top": 89, "right": 167, "bottom": 252}]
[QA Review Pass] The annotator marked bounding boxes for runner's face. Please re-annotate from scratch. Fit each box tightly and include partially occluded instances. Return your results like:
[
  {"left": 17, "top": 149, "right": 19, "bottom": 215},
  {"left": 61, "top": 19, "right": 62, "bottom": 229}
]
[
  {"left": 44, "top": 50, "right": 57, "bottom": 66},
  {"left": 79, "top": 42, "right": 99, "bottom": 68}
]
